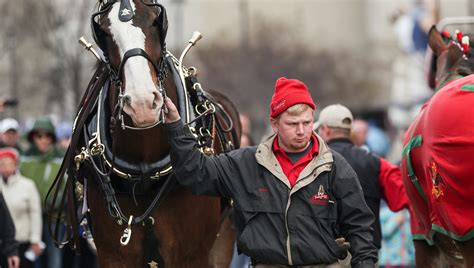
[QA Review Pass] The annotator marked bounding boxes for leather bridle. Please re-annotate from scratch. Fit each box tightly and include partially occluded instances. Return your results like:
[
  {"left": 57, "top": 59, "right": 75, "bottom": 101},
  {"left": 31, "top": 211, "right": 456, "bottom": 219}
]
[{"left": 92, "top": 0, "right": 169, "bottom": 130}]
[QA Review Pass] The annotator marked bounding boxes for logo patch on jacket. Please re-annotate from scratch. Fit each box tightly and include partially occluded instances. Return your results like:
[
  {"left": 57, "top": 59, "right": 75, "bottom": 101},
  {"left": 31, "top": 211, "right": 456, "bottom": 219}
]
[
  {"left": 258, "top": 187, "right": 269, "bottom": 193},
  {"left": 309, "top": 185, "right": 330, "bottom": 204}
]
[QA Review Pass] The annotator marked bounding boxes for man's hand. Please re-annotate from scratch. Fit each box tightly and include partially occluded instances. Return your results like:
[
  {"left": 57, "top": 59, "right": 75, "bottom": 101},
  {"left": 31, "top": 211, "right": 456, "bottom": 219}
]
[
  {"left": 335, "top": 237, "right": 350, "bottom": 251},
  {"left": 164, "top": 97, "right": 181, "bottom": 123},
  {"left": 30, "top": 243, "right": 44, "bottom": 256},
  {"left": 8, "top": 255, "right": 20, "bottom": 268},
  {"left": 335, "top": 237, "right": 350, "bottom": 260}
]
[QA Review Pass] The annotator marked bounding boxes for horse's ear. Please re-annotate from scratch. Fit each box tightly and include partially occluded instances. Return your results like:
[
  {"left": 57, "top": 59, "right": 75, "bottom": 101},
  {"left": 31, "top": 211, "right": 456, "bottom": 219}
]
[
  {"left": 428, "top": 25, "right": 448, "bottom": 56},
  {"left": 425, "top": 46, "right": 437, "bottom": 89}
]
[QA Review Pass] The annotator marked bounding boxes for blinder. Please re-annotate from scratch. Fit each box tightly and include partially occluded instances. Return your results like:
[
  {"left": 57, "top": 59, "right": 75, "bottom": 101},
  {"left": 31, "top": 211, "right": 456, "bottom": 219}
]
[{"left": 91, "top": 2, "right": 113, "bottom": 58}]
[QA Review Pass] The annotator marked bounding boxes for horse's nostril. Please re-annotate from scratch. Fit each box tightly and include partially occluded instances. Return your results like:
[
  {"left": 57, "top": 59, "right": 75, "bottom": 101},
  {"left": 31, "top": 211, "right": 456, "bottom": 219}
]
[{"left": 152, "top": 91, "right": 161, "bottom": 110}]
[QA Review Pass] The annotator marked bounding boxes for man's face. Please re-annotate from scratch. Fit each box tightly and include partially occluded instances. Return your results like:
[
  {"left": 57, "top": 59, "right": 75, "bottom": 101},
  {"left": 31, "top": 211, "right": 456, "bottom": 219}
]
[
  {"left": 351, "top": 119, "right": 368, "bottom": 146},
  {"left": 33, "top": 131, "right": 54, "bottom": 153},
  {"left": 0, "top": 157, "right": 17, "bottom": 178},
  {"left": 270, "top": 108, "right": 314, "bottom": 153},
  {"left": 2, "top": 129, "right": 19, "bottom": 146}
]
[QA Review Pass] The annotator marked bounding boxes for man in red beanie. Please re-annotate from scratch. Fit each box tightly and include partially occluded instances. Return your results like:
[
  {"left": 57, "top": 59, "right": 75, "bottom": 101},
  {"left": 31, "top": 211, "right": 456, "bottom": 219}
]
[{"left": 164, "top": 77, "right": 377, "bottom": 267}]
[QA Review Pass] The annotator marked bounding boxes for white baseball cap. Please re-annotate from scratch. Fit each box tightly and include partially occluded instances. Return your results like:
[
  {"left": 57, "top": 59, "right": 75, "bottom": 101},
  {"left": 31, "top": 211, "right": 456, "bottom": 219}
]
[
  {"left": 314, "top": 104, "right": 353, "bottom": 130},
  {"left": 0, "top": 118, "right": 20, "bottom": 133}
]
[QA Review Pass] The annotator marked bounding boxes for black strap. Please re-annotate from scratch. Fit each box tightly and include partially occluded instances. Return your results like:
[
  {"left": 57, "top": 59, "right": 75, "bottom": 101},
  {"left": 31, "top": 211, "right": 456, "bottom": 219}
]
[
  {"left": 118, "top": 48, "right": 161, "bottom": 81},
  {"left": 46, "top": 63, "right": 109, "bottom": 248},
  {"left": 143, "top": 217, "right": 165, "bottom": 268}
]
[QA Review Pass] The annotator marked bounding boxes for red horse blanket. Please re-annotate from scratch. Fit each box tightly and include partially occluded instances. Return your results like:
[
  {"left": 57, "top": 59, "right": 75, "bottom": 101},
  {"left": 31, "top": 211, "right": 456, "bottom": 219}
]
[{"left": 401, "top": 74, "right": 474, "bottom": 244}]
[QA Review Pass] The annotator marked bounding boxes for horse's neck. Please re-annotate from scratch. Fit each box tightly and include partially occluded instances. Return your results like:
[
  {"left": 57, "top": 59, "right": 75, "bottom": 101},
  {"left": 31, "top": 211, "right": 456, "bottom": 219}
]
[{"left": 435, "top": 73, "right": 474, "bottom": 96}]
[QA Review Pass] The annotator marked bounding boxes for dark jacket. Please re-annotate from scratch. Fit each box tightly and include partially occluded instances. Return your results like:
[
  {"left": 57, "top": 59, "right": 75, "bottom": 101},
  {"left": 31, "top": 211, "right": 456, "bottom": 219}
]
[
  {"left": 327, "top": 138, "right": 409, "bottom": 249},
  {"left": 168, "top": 121, "right": 377, "bottom": 267},
  {"left": 0, "top": 193, "right": 19, "bottom": 258}
]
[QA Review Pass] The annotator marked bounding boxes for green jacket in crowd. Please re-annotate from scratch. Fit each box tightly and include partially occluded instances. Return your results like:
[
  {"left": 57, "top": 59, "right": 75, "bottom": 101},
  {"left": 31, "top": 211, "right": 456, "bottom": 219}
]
[{"left": 20, "top": 146, "right": 64, "bottom": 208}]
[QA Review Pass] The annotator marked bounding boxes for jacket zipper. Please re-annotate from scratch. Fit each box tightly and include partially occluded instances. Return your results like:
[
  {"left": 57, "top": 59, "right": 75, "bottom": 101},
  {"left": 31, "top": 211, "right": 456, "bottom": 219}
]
[
  {"left": 285, "top": 188, "right": 292, "bottom": 265},
  {"left": 284, "top": 165, "right": 331, "bottom": 265}
]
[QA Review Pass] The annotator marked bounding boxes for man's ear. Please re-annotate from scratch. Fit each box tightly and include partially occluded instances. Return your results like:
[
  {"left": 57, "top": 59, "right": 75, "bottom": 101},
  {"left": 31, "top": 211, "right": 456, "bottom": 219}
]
[
  {"left": 428, "top": 25, "right": 448, "bottom": 56},
  {"left": 270, "top": 117, "right": 278, "bottom": 133},
  {"left": 320, "top": 125, "right": 332, "bottom": 139}
]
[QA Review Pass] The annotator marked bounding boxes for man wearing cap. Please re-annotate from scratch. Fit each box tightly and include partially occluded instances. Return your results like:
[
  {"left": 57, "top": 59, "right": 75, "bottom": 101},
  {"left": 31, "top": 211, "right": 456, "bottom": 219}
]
[
  {"left": 0, "top": 118, "right": 23, "bottom": 154},
  {"left": 20, "top": 117, "right": 64, "bottom": 268},
  {"left": 163, "top": 78, "right": 377, "bottom": 267},
  {"left": 315, "top": 104, "right": 409, "bottom": 251},
  {"left": 0, "top": 148, "right": 43, "bottom": 267}
]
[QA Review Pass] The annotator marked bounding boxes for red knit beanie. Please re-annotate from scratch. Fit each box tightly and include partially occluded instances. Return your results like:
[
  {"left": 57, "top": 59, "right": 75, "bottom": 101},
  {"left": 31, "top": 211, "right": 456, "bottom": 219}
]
[
  {"left": 270, "top": 77, "right": 316, "bottom": 118},
  {"left": 0, "top": 148, "right": 19, "bottom": 162}
]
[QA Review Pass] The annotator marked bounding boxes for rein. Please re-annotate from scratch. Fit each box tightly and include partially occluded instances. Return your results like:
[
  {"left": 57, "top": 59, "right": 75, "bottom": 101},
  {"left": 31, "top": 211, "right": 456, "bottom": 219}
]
[{"left": 46, "top": 63, "right": 110, "bottom": 249}]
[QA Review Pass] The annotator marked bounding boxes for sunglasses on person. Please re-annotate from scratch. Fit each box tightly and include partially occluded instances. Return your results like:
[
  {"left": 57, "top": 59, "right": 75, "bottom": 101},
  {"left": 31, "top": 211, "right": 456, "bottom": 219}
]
[{"left": 34, "top": 132, "right": 53, "bottom": 139}]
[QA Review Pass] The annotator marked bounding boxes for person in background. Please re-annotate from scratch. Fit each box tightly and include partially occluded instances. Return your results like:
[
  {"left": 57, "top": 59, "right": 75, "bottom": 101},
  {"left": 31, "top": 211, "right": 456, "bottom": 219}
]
[
  {"left": 239, "top": 113, "right": 255, "bottom": 149},
  {"left": 20, "top": 117, "right": 63, "bottom": 268},
  {"left": 0, "top": 118, "right": 23, "bottom": 154},
  {"left": 55, "top": 121, "right": 72, "bottom": 153},
  {"left": 388, "top": 0, "right": 439, "bottom": 131},
  {"left": 365, "top": 122, "right": 391, "bottom": 158},
  {"left": 0, "top": 148, "right": 43, "bottom": 268},
  {"left": 351, "top": 119, "right": 369, "bottom": 151},
  {"left": 164, "top": 77, "right": 377, "bottom": 267},
  {"left": 315, "top": 104, "right": 409, "bottom": 252},
  {"left": 379, "top": 201, "right": 415, "bottom": 268},
  {"left": 0, "top": 192, "right": 20, "bottom": 268},
  {"left": 0, "top": 99, "right": 18, "bottom": 114}
]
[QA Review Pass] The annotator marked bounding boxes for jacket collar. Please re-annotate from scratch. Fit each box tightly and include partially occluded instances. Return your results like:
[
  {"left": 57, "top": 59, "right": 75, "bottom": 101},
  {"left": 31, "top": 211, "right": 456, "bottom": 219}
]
[
  {"left": 327, "top": 137, "right": 353, "bottom": 146},
  {"left": 255, "top": 132, "right": 334, "bottom": 190},
  {"left": 1, "top": 172, "right": 20, "bottom": 186}
]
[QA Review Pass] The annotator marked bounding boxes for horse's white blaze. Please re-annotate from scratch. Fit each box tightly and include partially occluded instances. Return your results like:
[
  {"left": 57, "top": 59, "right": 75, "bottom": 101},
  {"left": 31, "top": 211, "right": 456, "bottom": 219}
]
[{"left": 108, "top": 2, "right": 162, "bottom": 125}]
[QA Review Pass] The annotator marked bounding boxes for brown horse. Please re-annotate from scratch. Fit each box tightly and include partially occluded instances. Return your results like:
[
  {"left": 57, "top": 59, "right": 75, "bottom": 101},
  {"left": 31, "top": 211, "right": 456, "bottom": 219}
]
[
  {"left": 401, "top": 26, "right": 474, "bottom": 268},
  {"left": 47, "top": 0, "right": 240, "bottom": 267}
]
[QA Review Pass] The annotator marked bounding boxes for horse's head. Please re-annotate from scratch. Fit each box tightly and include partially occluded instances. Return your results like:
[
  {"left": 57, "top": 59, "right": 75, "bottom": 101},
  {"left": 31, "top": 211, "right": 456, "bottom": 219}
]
[
  {"left": 428, "top": 26, "right": 474, "bottom": 89},
  {"left": 92, "top": 0, "right": 169, "bottom": 127}
]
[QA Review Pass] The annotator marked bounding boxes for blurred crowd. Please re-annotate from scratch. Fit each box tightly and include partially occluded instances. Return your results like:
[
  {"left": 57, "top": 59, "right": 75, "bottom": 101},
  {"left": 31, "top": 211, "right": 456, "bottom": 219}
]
[{"left": 0, "top": 114, "right": 97, "bottom": 268}]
